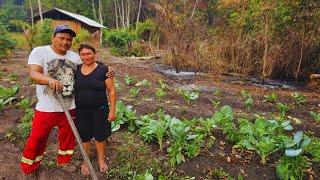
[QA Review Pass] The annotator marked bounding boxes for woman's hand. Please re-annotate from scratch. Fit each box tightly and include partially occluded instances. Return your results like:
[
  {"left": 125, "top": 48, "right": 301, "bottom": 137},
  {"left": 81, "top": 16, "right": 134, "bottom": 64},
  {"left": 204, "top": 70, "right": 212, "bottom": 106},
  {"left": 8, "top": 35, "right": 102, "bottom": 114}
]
[{"left": 108, "top": 111, "right": 116, "bottom": 122}]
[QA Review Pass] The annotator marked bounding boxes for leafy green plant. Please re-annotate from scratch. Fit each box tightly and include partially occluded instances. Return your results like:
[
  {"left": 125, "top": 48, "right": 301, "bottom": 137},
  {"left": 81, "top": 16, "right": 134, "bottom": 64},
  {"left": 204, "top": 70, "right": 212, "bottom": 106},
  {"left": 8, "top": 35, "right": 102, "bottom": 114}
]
[
  {"left": 211, "top": 99, "right": 221, "bottom": 108},
  {"left": 177, "top": 88, "right": 199, "bottom": 104},
  {"left": 263, "top": 92, "right": 277, "bottom": 103},
  {"left": 276, "top": 131, "right": 311, "bottom": 180},
  {"left": 158, "top": 79, "right": 169, "bottom": 90},
  {"left": 129, "top": 87, "right": 140, "bottom": 97},
  {"left": 284, "top": 131, "right": 311, "bottom": 157},
  {"left": 136, "top": 113, "right": 168, "bottom": 150},
  {"left": 310, "top": 111, "right": 320, "bottom": 122},
  {"left": 0, "top": 85, "right": 19, "bottom": 100},
  {"left": 240, "top": 90, "right": 250, "bottom": 100},
  {"left": 155, "top": 88, "right": 166, "bottom": 101},
  {"left": 213, "top": 106, "right": 237, "bottom": 142},
  {"left": 276, "top": 156, "right": 310, "bottom": 180},
  {"left": 0, "top": 85, "right": 19, "bottom": 111},
  {"left": 17, "top": 98, "right": 31, "bottom": 109},
  {"left": 276, "top": 102, "right": 291, "bottom": 118},
  {"left": 0, "top": 97, "right": 16, "bottom": 111},
  {"left": 291, "top": 92, "right": 307, "bottom": 106},
  {"left": 135, "top": 79, "right": 151, "bottom": 87},
  {"left": 305, "top": 138, "right": 320, "bottom": 162},
  {"left": 18, "top": 108, "right": 34, "bottom": 139},
  {"left": 134, "top": 170, "right": 154, "bottom": 180},
  {"left": 112, "top": 101, "right": 137, "bottom": 132},
  {"left": 124, "top": 75, "right": 136, "bottom": 86},
  {"left": 234, "top": 117, "right": 282, "bottom": 164},
  {"left": 245, "top": 97, "right": 254, "bottom": 110}
]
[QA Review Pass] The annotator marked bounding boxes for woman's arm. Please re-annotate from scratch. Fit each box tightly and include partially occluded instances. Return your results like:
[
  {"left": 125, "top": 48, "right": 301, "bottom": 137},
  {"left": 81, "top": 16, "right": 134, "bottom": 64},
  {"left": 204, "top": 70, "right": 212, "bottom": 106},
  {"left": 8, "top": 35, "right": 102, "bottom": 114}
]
[{"left": 105, "top": 77, "right": 116, "bottom": 121}]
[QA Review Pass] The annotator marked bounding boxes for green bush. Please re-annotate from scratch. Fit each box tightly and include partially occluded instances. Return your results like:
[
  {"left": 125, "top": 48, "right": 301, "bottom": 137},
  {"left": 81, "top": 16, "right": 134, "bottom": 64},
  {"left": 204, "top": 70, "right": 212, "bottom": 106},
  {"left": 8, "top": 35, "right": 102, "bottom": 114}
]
[
  {"left": 33, "top": 19, "right": 54, "bottom": 47},
  {"left": 8, "top": 32, "right": 29, "bottom": 51},
  {"left": 103, "top": 28, "right": 146, "bottom": 56},
  {"left": 135, "top": 19, "right": 157, "bottom": 41},
  {"left": 72, "top": 29, "right": 91, "bottom": 50},
  {"left": 0, "top": 23, "right": 16, "bottom": 59},
  {"left": 103, "top": 28, "right": 137, "bottom": 48}
]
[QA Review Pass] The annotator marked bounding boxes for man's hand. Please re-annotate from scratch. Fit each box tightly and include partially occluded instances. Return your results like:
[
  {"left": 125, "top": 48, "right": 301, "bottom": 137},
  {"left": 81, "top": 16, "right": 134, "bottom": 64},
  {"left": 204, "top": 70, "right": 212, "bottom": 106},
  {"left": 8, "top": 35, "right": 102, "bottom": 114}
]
[
  {"left": 106, "top": 67, "right": 115, "bottom": 78},
  {"left": 48, "top": 78, "right": 63, "bottom": 92}
]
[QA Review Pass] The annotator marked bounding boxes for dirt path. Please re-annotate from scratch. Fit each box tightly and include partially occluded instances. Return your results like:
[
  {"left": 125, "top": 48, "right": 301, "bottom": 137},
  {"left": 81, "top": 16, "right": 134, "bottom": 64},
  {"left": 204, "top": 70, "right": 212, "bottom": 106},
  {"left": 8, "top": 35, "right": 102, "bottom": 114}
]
[{"left": 0, "top": 50, "right": 319, "bottom": 179}]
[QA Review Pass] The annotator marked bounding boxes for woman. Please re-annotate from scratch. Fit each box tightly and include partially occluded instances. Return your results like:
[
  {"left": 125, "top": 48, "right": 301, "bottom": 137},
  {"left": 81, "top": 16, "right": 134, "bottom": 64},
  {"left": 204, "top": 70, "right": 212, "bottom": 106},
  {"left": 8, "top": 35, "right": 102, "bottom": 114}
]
[{"left": 75, "top": 43, "right": 116, "bottom": 175}]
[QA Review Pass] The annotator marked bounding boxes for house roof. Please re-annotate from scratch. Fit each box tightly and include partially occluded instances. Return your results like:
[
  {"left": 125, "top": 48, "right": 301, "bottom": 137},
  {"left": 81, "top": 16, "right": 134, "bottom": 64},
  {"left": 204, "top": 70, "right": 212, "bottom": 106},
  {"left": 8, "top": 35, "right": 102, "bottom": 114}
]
[{"left": 34, "top": 8, "right": 106, "bottom": 28}]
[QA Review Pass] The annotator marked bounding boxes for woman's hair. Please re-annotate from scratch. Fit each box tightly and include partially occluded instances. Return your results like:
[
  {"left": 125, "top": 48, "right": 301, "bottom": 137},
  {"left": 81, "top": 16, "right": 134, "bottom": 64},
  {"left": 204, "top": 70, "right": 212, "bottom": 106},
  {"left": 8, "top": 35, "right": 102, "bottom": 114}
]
[{"left": 78, "top": 43, "right": 96, "bottom": 54}]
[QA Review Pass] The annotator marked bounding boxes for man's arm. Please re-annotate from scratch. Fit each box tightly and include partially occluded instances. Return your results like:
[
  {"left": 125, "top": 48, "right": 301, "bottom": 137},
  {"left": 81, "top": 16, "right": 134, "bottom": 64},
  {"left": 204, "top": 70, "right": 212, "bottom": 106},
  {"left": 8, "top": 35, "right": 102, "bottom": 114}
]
[
  {"left": 29, "top": 64, "right": 63, "bottom": 92},
  {"left": 106, "top": 66, "right": 115, "bottom": 78}
]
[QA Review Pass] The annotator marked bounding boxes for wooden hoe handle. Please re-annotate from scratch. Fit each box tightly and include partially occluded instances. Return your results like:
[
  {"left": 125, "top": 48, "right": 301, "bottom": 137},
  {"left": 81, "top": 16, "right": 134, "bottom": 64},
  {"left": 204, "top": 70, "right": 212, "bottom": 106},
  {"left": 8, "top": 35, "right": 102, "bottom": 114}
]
[{"left": 56, "top": 94, "right": 98, "bottom": 180}]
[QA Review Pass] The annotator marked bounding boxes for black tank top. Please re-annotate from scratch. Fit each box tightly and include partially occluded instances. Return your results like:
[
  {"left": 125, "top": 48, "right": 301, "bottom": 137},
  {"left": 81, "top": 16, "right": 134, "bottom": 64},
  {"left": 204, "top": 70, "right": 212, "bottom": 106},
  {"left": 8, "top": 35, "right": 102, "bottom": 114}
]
[{"left": 75, "top": 63, "right": 109, "bottom": 109}]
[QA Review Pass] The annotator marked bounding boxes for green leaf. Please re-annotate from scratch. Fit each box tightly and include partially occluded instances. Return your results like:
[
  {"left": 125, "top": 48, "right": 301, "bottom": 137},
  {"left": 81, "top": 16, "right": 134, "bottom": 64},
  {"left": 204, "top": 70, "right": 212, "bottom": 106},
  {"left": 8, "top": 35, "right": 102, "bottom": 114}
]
[
  {"left": 176, "top": 152, "right": 185, "bottom": 164},
  {"left": 285, "top": 149, "right": 302, "bottom": 157},
  {"left": 293, "top": 131, "right": 303, "bottom": 147}
]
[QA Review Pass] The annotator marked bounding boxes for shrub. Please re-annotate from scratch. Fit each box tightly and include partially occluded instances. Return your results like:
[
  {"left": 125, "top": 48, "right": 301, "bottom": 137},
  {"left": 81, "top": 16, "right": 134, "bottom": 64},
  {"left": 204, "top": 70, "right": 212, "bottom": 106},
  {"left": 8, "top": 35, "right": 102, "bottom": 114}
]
[
  {"left": 0, "top": 23, "right": 16, "bottom": 59},
  {"left": 103, "top": 28, "right": 144, "bottom": 56},
  {"left": 8, "top": 32, "right": 29, "bottom": 51},
  {"left": 135, "top": 19, "right": 157, "bottom": 42},
  {"left": 33, "top": 19, "right": 54, "bottom": 47},
  {"left": 72, "top": 29, "right": 91, "bottom": 50}
]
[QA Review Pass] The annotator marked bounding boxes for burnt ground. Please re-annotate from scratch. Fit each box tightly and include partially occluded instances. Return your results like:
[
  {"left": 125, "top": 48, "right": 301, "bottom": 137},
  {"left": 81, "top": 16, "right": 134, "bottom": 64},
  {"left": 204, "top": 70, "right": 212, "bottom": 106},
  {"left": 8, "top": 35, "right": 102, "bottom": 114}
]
[{"left": 0, "top": 50, "right": 319, "bottom": 180}]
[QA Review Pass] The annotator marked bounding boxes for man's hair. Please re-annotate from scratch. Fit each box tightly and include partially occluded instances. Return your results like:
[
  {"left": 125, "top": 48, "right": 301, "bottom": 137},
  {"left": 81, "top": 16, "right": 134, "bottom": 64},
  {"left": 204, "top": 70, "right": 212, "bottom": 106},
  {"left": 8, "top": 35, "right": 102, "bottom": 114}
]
[{"left": 78, "top": 43, "right": 96, "bottom": 54}]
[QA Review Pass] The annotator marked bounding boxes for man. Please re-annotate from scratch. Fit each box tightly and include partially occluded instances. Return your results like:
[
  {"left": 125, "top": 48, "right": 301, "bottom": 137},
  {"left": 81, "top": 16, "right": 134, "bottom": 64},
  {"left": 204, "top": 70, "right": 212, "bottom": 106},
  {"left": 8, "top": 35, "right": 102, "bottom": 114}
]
[{"left": 20, "top": 25, "right": 113, "bottom": 175}]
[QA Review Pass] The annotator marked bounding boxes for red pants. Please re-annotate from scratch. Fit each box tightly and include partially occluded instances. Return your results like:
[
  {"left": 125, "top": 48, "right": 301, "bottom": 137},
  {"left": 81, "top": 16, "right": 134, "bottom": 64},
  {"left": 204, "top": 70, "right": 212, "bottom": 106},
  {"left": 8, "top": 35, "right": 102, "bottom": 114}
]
[{"left": 20, "top": 109, "right": 76, "bottom": 174}]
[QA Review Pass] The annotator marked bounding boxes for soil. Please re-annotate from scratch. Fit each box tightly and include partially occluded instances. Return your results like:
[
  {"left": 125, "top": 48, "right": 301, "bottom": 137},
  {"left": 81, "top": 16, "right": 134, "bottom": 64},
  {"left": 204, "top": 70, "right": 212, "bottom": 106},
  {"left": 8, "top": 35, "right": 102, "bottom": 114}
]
[{"left": 0, "top": 50, "right": 319, "bottom": 180}]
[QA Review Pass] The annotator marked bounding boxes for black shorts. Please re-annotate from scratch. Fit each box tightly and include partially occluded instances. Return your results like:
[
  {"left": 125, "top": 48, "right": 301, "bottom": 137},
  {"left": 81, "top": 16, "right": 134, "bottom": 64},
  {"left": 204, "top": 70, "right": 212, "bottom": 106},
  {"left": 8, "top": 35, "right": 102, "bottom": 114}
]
[{"left": 76, "top": 105, "right": 111, "bottom": 142}]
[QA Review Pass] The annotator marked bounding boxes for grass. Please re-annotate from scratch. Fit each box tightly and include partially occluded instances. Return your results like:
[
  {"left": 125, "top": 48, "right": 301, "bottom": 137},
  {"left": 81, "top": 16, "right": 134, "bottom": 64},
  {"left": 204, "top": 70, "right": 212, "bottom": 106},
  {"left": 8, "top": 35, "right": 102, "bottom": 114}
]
[
  {"left": 8, "top": 32, "right": 30, "bottom": 51},
  {"left": 106, "top": 132, "right": 191, "bottom": 179}
]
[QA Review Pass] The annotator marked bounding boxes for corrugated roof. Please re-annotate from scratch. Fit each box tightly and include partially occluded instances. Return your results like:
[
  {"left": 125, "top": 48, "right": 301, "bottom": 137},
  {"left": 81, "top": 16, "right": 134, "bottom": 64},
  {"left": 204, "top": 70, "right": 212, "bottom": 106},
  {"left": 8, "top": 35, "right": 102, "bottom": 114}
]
[{"left": 54, "top": 8, "right": 106, "bottom": 28}]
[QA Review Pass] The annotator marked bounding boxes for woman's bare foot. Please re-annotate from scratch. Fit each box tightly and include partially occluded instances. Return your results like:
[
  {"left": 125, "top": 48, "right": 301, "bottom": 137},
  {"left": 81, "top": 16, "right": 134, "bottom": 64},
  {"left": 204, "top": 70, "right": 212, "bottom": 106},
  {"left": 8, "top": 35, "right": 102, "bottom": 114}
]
[
  {"left": 81, "top": 163, "right": 90, "bottom": 176},
  {"left": 98, "top": 160, "right": 108, "bottom": 173}
]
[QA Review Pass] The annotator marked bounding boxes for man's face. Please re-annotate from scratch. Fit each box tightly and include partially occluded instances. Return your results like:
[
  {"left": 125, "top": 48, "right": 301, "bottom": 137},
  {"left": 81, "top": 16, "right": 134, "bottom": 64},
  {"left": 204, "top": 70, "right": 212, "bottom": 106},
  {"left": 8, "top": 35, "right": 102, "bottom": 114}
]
[{"left": 52, "top": 32, "right": 73, "bottom": 53}]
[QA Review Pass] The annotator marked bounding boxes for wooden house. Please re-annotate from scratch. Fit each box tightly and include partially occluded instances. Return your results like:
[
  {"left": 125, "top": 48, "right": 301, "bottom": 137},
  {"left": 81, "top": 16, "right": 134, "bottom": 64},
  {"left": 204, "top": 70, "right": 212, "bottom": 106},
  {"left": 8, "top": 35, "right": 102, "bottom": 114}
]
[{"left": 33, "top": 8, "right": 105, "bottom": 47}]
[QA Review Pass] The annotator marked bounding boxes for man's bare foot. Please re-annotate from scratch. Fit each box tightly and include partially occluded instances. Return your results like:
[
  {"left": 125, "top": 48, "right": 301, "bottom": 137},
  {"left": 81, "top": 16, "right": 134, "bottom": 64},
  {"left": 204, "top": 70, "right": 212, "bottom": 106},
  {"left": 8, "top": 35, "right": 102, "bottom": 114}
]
[
  {"left": 98, "top": 161, "right": 108, "bottom": 173},
  {"left": 81, "top": 163, "right": 90, "bottom": 176}
]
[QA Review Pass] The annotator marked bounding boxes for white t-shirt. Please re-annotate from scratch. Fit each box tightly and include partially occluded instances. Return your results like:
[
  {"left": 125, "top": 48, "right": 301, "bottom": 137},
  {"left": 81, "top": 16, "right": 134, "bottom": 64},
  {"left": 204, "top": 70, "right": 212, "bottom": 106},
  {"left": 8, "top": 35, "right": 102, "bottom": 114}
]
[{"left": 28, "top": 45, "right": 82, "bottom": 112}]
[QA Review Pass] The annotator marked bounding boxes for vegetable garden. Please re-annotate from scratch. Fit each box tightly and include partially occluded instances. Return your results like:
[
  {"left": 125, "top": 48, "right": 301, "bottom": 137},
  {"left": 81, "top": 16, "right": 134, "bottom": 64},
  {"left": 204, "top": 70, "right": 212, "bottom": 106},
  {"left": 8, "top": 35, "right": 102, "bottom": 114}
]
[{"left": 1, "top": 51, "right": 319, "bottom": 180}]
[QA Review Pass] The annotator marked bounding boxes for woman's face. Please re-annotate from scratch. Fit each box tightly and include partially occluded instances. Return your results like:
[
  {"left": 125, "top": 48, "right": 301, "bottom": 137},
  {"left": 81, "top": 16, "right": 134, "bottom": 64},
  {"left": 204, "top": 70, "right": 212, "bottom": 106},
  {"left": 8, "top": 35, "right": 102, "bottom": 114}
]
[{"left": 79, "top": 48, "right": 96, "bottom": 65}]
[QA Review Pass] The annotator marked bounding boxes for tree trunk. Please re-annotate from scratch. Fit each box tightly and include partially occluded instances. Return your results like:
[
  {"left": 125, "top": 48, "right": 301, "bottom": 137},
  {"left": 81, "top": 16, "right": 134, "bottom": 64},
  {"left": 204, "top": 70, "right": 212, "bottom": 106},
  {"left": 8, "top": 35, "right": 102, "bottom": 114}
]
[
  {"left": 126, "top": 0, "right": 130, "bottom": 27},
  {"left": 98, "top": 0, "right": 103, "bottom": 46},
  {"left": 29, "top": 0, "right": 34, "bottom": 27},
  {"left": 91, "top": 0, "right": 97, "bottom": 21},
  {"left": 114, "top": 0, "right": 119, "bottom": 29},
  {"left": 37, "top": 0, "right": 43, "bottom": 22},
  {"left": 121, "top": 0, "right": 125, "bottom": 27},
  {"left": 136, "top": 0, "right": 142, "bottom": 25}
]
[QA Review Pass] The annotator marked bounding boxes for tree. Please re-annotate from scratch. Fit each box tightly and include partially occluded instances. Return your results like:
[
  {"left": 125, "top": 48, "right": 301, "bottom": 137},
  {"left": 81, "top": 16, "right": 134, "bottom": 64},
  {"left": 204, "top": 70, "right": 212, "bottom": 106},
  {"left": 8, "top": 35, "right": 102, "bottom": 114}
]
[{"left": 37, "top": 0, "right": 43, "bottom": 22}]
